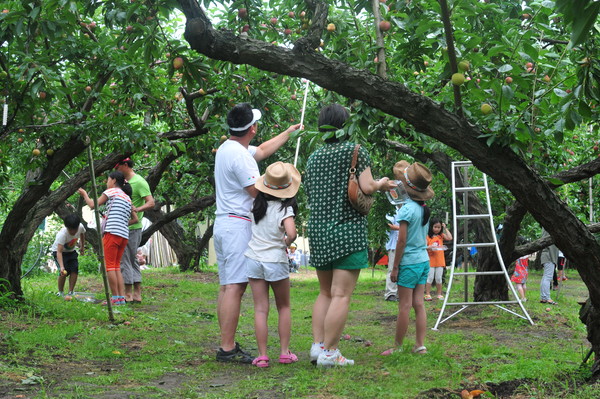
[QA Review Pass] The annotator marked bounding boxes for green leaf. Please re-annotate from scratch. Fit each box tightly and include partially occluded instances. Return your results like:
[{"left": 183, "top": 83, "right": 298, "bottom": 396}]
[
  {"left": 498, "top": 64, "right": 513, "bottom": 73},
  {"left": 569, "top": 2, "right": 600, "bottom": 48},
  {"left": 553, "top": 88, "right": 568, "bottom": 97},
  {"left": 501, "top": 85, "right": 514, "bottom": 101}
]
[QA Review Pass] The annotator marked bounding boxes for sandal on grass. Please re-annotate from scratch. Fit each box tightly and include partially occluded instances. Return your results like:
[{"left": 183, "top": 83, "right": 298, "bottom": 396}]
[
  {"left": 540, "top": 299, "right": 558, "bottom": 305},
  {"left": 252, "top": 355, "right": 269, "bottom": 368},
  {"left": 380, "top": 347, "right": 404, "bottom": 356},
  {"left": 424, "top": 294, "right": 432, "bottom": 301},
  {"left": 412, "top": 346, "right": 427, "bottom": 354},
  {"left": 279, "top": 351, "right": 298, "bottom": 364}
]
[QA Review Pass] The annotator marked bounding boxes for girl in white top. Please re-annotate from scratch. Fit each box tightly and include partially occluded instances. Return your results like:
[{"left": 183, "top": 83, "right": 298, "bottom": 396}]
[{"left": 244, "top": 162, "right": 300, "bottom": 367}]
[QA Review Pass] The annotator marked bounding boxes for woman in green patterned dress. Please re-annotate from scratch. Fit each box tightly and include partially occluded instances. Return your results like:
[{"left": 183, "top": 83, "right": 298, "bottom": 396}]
[{"left": 305, "top": 104, "right": 396, "bottom": 367}]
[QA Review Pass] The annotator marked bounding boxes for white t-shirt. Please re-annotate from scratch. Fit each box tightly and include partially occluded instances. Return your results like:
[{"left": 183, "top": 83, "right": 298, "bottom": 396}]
[
  {"left": 214, "top": 140, "right": 258, "bottom": 217},
  {"left": 245, "top": 202, "right": 295, "bottom": 263},
  {"left": 51, "top": 224, "right": 86, "bottom": 252}
]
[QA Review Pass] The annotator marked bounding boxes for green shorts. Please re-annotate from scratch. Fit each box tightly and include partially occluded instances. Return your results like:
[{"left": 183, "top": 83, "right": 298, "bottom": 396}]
[
  {"left": 315, "top": 250, "right": 369, "bottom": 271},
  {"left": 398, "top": 261, "right": 430, "bottom": 289}
]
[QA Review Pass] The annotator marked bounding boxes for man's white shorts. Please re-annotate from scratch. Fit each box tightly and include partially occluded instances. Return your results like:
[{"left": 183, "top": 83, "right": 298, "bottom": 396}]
[
  {"left": 245, "top": 257, "right": 289, "bottom": 282},
  {"left": 214, "top": 215, "right": 252, "bottom": 285}
]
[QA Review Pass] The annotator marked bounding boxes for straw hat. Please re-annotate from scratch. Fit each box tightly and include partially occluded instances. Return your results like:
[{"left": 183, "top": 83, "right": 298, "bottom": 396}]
[
  {"left": 392, "top": 161, "right": 434, "bottom": 201},
  {"left": 255, "top": 162, "right": 301, "bottom": 198}
]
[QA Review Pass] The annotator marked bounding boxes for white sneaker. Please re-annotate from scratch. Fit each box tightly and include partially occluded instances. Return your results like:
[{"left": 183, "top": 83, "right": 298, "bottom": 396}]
[
  {"left": 310, "top": 343, "right": 323, "bottom": 364},
  {"left": 316, "top": 349, "right": 354, "bottom": 367}
]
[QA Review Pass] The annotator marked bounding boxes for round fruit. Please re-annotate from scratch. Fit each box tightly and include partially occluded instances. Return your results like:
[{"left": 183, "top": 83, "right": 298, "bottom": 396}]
[
  {"left": 543, "top": 75, "right": 551, "bottom": 83},
  {"left": 451, "top": 73, "right": 465, "bottom": 86},
  {"left": 173, "top": 57, "right": 184, "bottom": 70},
  {"left": 458, "top": 60, "right": 470, "bottom": 72},
  {"left": 220, "top": 135, "right": 228, "bottom": 143},
  {"left": 46, "top": 149, "right": 54, "bottom": 156},
  {"left": 64, "top": 295, "right": 72, "bottom": 301},
  {"left": 505, "top": 76, "right": 513, "bottom": 84},
  {"left": 85, "top": 85, "right": 92, "bottom": 92},
  {"left": 17, "top": 137, "right": 23, "bottom": 143},
  {"left": 198, "top": 88, "right": 206, "bottom": 95},
  {"left": 270, "top": 17, "right": 278, "bottom": 25},
  {"left": 284, "top": 28, "right": 292, "bottom": 35},
  {"left": 379, "top": 20, "right": 391, "bottom": 32},
  {"left": 238, "top": 8, "right": 248, "bottom": 19},
  {"left": 38, "top": 91, "right": 46, "bottom": 100},
  {"left": 291, "top": 94, "right": 297, "bottom": 100},
  {"left": 288, "top": 11, "right": 295, "bottom": 18},
  {"left": 327, "top": 23, "right": 336, "bottom": 32},
  {"left": 481, "top": 103, "right": 493, "bottom": 115},
  {"left": 32, "top": 149, "right": 41, "bottom": 156}
]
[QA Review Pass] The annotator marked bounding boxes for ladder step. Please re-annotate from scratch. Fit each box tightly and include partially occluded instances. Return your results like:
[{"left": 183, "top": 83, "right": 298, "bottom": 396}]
[
  {"left": 456, "top": 243, "right": 496, "bottom": 248},
  {"left": 456, "top": 214, "right": 491, "bottom": 219},
  {"left": 453, "top": 271, "right": 505, "bottom": 276},
  {"left": 452, "top": 161, "right": 473, "bottom": 167},
  {"left": 455, "top": 186, "right": 486, "bottom": 192},
  {"left": 445, "top": 301, "right": 521, "bottom": 306}
]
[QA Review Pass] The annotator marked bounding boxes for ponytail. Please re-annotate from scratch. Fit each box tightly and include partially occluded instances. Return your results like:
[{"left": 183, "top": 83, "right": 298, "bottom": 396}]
[{"left": 416, "top": 201, "right": 431, "bottom": 226}]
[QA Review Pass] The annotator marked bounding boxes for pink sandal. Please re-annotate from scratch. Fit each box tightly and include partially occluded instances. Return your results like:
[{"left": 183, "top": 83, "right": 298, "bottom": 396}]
[
  {"left": 279, "top": 351, "right": 298, "bottom": 364},
  {"left": 252, "top": 355, "right": 269, "bottom": 368}
]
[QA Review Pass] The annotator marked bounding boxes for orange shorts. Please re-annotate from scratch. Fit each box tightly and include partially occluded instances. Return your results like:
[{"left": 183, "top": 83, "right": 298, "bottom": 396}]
[{"left": 103, "top": 233, "right": 128, "bottom": 272}]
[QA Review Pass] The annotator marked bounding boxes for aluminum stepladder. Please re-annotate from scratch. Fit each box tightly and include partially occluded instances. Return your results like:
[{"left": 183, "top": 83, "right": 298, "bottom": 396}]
[{"left": 432, "top": 161, "right": 534, "bottom": 330}]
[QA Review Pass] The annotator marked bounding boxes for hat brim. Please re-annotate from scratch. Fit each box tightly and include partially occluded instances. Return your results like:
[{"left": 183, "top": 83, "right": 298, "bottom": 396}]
[
  {"left": 255, "top": 163, "right": 301, "bottom": 198},
  {"left": 229, "top": 108, "right": 262, "bottom": 131},
  {"left": 393, "top": 160, "right": 435, "bottom": 201}
]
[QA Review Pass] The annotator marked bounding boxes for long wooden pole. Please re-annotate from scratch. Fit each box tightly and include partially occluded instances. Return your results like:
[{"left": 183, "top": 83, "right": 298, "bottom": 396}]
[{"left": 85, "top": 137, "right": 114, "bottom": 322}]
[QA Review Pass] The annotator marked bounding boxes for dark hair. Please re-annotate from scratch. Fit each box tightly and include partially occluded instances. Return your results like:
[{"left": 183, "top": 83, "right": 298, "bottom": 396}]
[
  {"left": 64, "top": 213, "right": 81, "bottom": 229},
  {"left": 118, "top": 159, "right": 133, "bottom": 168},
  {"left": 428, "top": 218, "right": 442, "bottom": 238},
  {"left": 109, "top": 171, "right": 126, "bottom": 188},
  {"left": 414, "top": 201, "right": 431, "bottom": 227},
  {"left": 122, "top": 182, "right": 133, "bottom": 198},
  {"left": 227, "top": 103, "right": 254, "bottom": 137},
  {"left": 251, "top": 191, "right": 298, "bottom": 224},
  {"left": 318, "top": 104, "right": 349, "bottom": 143}
]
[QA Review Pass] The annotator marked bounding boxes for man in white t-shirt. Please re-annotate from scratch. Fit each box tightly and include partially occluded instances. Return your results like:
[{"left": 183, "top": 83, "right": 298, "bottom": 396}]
[
  {"left": 214, "top": 102, "right": 301, "bottom": 363},
  {"left": 51, "top": 214, "right": 86, "bottom": 296}
]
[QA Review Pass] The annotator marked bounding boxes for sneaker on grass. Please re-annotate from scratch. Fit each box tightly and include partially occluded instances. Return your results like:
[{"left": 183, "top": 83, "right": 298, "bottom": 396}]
[
  {"left": 216, "top": 342, "right": 254, "bottom": 364},
  {"left": 316, "top": 349, "right": 354, "bottom": 367},
  {"left": 310, "top": 342, "right": 324, "bottom": 364}
]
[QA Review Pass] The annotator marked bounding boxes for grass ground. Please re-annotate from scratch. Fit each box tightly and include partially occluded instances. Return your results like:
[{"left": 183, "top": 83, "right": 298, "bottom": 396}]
[{"left": 1, "top": 265, "right": 600, "bottom": 398}]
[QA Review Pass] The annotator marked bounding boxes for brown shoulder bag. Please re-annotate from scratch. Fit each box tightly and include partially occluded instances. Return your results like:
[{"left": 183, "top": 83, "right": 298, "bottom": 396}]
[{"left": 347, "top": 144, "right": 374, "bottom": 215}]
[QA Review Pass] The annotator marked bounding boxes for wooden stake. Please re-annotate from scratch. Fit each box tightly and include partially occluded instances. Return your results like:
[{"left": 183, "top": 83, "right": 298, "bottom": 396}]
[{"left": 85, "top": 137, "right": 114, "bottom": 322}]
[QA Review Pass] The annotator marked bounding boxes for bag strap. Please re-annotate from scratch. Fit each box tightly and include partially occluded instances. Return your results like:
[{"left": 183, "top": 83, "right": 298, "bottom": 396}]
[{"left": 349, "top": 144, "right": 360, "bottom": 175}]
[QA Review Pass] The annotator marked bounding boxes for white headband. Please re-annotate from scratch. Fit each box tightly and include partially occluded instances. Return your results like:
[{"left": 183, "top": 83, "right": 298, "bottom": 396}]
[{"left": 229, "top": 108, "right": 262, "bottom": 131}]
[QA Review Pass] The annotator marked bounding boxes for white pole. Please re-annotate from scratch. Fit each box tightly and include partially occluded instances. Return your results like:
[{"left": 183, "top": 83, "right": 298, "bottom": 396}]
[{"left": 293, "top": 79, "right": 311, "bottom": 167}]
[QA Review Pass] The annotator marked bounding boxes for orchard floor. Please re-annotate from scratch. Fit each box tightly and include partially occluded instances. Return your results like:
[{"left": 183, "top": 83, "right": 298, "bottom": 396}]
[{"left": 1, "top": 265, "right": 600, "bottom": 398}]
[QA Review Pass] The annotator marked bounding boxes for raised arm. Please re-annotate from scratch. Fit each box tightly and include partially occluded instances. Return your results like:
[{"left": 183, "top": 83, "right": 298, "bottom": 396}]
[{"left": 253, "top": 123, "right": 302, "bottom": 162}]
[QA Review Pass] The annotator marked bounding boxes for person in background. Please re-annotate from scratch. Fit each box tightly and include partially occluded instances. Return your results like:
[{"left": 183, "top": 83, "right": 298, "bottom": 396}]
[
  {"left": 384, "top": 211, "right": 401, "bottom": 302},
  {"left": 539, "top": 229, "right": 558, "bottom": 305},
  {"left": 52, "top": 214, "right": 86, "bottom": 297},
  {"left": 511, "top": 255, "right": 530, "bottom": 302},
  {"left": 79, "top": 171, "right": 136, "bottom": 306},
  {"left": 425, "top": 218, "right": 452, "bottom": 301},
  {"left": 114, "top": 158, "right": 155, "bottom": 304}
]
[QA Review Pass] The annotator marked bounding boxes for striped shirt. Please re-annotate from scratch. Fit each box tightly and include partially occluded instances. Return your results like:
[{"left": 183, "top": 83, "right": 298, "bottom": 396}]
[{"left": 103, "top": 188, "right": 132, "bottom": 239}]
